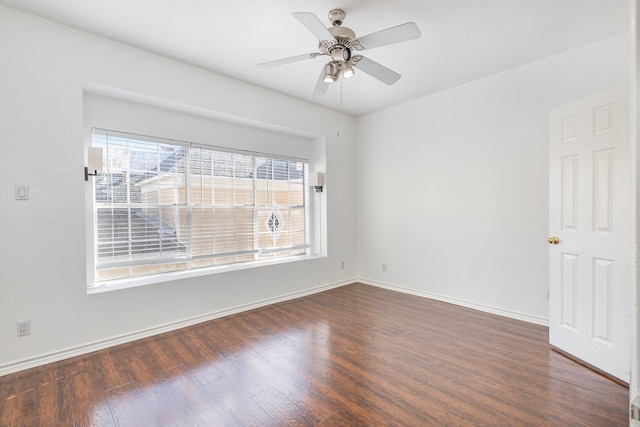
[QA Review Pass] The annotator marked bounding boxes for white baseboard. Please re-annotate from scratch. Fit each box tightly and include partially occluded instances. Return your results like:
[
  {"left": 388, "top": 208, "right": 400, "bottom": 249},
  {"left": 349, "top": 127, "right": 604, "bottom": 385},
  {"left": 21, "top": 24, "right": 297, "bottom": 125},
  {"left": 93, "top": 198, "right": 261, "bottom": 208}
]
[
  {"left": 359, "top": 278, "right": 549, "bottom": 327},
  {"left": 0, "top": 279, "right": 353, "bottom": 377}
]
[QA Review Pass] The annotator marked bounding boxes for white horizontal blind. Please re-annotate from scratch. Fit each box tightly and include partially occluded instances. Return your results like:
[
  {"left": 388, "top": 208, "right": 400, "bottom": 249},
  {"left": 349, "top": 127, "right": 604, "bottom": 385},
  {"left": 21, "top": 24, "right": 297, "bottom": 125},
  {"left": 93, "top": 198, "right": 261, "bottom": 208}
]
[{"left": 92, "top": 129, "right": 309, "bottom": 283}]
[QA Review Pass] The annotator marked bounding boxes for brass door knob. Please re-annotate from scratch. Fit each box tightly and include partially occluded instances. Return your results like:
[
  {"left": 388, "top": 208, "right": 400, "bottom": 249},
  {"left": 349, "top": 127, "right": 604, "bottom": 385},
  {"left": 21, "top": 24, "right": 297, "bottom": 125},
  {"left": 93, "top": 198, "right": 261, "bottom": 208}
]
[{"left": 548, "top": 236, "right": 560, "bottom": 245}]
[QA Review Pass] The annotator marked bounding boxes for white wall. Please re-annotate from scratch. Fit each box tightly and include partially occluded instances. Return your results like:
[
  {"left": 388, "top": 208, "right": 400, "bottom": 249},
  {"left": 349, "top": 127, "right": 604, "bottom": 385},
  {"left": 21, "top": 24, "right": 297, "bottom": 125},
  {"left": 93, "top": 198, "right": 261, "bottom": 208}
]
[
  {"left": 0, "top": 6, "right": 356, "bottom": 374},
  {"left": 356, "top": 34, "right": 630, "bottom": 323}
]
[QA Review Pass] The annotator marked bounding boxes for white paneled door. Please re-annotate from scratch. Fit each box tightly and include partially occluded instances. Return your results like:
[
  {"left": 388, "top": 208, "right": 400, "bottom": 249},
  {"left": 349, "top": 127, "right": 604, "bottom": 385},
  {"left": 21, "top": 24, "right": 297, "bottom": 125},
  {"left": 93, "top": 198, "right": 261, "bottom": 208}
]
[{"left": 549, "top": 86, "right": 631, "bottom": 383}]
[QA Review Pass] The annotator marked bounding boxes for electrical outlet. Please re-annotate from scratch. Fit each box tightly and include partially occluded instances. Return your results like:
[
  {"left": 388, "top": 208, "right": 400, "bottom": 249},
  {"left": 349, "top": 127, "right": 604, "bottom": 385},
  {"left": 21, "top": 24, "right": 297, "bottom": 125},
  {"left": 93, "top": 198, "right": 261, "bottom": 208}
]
[
  {"left": 382, "top": 263, "right": 387, "bottom": 271},
  {"left": 341, "top": 261, "right": 345, "bottom": 269},
  {"left": 17, "top": 320, "right": 31, "bottom": 337}
]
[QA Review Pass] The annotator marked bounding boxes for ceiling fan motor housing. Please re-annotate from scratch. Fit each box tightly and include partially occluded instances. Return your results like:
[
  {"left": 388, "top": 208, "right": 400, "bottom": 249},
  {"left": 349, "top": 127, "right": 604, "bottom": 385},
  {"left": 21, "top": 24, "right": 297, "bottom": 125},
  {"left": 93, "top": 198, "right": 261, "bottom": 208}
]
[
  {"left": 326, "top": 25, "right": 356, "bottom": 62},
  {"left": 328, "top": 25, "right": 356, "bottom": 41}
]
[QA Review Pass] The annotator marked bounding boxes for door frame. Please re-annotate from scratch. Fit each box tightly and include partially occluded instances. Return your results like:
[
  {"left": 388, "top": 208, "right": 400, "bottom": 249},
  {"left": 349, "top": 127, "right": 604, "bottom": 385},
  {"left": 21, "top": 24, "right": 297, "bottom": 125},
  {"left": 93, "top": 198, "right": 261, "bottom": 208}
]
[{"left": 631, "top": 0, "right": 639, "bottom": 420}]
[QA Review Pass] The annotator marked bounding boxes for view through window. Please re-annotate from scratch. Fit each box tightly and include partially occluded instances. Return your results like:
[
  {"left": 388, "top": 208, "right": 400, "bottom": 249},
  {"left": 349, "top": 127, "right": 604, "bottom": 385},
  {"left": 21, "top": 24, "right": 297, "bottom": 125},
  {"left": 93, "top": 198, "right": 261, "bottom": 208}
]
[{"left": 91, "top": 129, "right": 309, "bottom": 284}]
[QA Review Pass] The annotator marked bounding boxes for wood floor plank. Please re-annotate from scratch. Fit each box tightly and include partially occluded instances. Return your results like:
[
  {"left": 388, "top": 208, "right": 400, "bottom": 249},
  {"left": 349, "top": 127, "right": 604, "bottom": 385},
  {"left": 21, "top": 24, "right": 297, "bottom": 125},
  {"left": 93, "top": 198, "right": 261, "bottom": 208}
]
[
  {"left": 251, "top": 387, "right": 309, "bottom": 426},
  {"left": 68, "top": 368, "right": 115, "bottom": 426},
  {"left": 1, "top": 387, "right": 36, "bottom": 427},
  {"left": 0, "top": 283, "right": 629, "bottom": 426},
  {"left": 206, "top": 379, "right": 275, "bottom": 427}
]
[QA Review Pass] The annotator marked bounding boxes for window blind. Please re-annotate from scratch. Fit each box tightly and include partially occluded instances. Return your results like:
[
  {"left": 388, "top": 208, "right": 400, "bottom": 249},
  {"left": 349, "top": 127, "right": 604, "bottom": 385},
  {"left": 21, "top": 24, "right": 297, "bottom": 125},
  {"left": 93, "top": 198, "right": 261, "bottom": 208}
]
[{"left": 92, "top": 129, "right": 309, "bottom": 283}]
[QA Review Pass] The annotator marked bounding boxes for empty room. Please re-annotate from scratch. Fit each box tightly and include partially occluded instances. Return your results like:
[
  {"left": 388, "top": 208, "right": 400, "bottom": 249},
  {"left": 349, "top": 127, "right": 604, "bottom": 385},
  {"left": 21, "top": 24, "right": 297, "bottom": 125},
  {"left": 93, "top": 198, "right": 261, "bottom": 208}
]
[{"left": 1, "top": 0, "right": 638, "bottom": 425}]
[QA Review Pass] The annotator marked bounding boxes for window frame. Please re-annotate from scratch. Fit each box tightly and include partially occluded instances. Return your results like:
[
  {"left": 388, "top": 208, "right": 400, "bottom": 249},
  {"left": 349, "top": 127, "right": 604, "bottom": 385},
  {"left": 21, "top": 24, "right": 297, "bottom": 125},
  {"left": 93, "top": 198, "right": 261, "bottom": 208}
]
[{"left": 87, "top": 128, "right": 314, "bottom": 292}]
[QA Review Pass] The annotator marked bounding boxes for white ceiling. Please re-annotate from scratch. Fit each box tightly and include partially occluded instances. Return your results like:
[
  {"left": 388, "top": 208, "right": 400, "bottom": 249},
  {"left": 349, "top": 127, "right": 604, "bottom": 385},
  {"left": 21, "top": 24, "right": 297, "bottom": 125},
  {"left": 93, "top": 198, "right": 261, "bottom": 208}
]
[{"left": 0, "top": 0, "right": 630, "bottom": 116}]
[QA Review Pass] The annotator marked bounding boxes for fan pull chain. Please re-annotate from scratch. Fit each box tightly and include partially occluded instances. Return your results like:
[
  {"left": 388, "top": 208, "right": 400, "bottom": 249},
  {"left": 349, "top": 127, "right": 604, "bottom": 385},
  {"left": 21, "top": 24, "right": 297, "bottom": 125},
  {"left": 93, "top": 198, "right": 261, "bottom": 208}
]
[{"left": 337, "top": 80, "right": 343, "bottom": 136}]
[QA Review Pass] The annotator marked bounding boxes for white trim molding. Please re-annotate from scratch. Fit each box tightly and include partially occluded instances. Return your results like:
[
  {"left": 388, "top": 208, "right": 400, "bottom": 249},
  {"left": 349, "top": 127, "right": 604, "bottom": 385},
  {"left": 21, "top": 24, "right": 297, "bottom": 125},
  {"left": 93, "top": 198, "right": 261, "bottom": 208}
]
[{"left": 359, "top": 278, "right": 550, "bottom": 327}]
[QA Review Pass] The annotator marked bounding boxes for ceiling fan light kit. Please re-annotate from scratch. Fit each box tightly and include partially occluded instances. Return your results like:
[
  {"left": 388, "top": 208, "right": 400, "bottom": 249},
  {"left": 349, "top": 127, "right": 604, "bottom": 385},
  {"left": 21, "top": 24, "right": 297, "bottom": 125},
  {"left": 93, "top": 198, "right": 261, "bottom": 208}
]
[
  {"left": 340, "top": 61, "right": 355, "bottom": 79},
  {"left": 257, "top": 9, "right": 421, "bottom": 96},
  {"left": 323, "top": 62, "right": 339, "bottom": 83}
]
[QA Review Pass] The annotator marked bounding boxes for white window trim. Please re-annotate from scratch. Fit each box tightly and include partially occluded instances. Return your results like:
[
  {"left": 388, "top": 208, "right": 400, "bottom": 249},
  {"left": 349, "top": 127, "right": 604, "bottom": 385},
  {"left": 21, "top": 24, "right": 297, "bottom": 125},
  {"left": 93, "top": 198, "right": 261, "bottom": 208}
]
[{"left": 88, "top": 253, "right": 325, "bottom": 294}]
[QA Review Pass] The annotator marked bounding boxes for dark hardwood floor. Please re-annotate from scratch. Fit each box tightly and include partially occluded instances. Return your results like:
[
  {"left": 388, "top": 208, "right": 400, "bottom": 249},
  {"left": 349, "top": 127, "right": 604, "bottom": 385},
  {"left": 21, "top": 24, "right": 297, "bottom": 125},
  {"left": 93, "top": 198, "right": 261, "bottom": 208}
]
[{"left": 0, "top": 283, "right": 629, "bottom": 426}]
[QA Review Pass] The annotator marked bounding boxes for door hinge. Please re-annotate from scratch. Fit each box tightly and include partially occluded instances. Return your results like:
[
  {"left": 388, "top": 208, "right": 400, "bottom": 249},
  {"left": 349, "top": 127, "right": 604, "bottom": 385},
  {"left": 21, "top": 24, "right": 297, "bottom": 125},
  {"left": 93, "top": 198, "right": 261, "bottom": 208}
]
[{"left": 631, "top": 396, "right": 640, "bottom": 422}]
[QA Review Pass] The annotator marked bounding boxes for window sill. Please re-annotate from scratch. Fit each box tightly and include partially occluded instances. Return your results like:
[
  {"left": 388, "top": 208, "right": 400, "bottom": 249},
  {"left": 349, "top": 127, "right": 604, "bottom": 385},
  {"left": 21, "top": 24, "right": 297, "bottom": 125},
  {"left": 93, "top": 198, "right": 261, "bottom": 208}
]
[{"left": 87, "top": 253, "right": 326, "bottom": 294}]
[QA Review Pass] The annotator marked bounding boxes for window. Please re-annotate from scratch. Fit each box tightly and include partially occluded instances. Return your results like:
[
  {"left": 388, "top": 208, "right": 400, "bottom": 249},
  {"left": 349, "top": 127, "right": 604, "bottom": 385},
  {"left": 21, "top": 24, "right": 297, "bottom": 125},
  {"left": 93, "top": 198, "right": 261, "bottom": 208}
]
[{"left": 91, "top": 129, "right": 309, "bottom": 284}]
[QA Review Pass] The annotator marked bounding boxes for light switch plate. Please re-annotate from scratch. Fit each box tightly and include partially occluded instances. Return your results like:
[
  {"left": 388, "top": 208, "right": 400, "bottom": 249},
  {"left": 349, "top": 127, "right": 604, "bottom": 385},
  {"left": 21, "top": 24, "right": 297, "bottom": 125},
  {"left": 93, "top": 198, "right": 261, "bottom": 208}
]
[{"left": 15, "top": 185, "right": 29, "bottom": 200}]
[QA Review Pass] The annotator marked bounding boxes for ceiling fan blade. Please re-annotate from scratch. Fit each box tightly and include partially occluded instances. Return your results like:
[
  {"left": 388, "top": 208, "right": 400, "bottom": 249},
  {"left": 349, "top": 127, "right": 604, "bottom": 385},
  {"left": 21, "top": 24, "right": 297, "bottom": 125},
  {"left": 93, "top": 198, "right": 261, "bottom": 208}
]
[
  {"left": 257, "top": 53, "right": 320, "bottom": 69},
  {"left": 312, "top": 69, "right": 330, "bottom": 96},
  {"left": 353, "top": 56, "right": 401, "bottom": 85},
  {"left": 293, "top": 12, "right": 335, "bottom": 41},
  {"left": 354, "top": 22, "right": 421, "bottom": 50}
]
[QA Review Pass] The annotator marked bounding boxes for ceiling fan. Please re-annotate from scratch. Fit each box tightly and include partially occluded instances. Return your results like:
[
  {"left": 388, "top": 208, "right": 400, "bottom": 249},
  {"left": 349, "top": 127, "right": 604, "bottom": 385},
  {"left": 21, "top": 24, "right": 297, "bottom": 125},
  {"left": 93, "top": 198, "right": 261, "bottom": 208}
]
[{"left": 257, "top": 9, "right": 421, "bottom": 96}]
